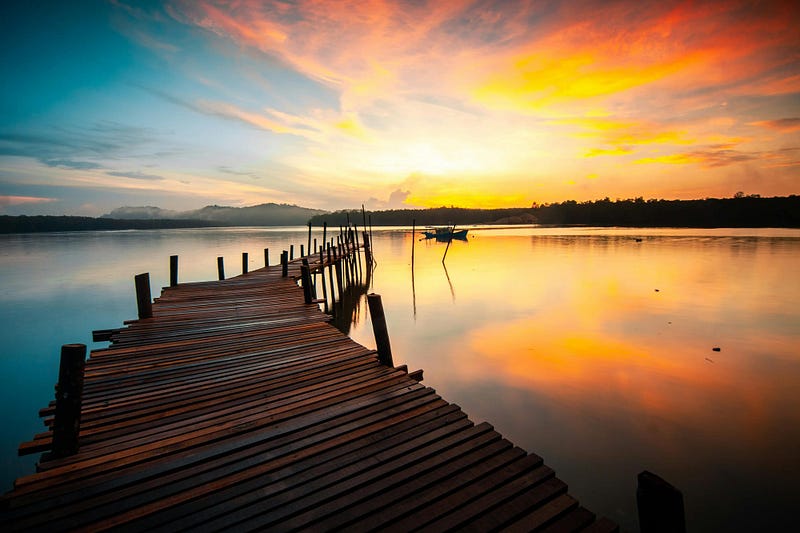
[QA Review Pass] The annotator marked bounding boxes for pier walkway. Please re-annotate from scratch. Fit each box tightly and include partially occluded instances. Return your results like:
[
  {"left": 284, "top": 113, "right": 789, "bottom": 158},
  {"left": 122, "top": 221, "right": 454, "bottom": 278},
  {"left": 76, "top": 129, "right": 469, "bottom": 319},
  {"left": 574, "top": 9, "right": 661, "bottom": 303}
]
[{"left": 2, "top": 247, "right": 617, "bottom": 531}]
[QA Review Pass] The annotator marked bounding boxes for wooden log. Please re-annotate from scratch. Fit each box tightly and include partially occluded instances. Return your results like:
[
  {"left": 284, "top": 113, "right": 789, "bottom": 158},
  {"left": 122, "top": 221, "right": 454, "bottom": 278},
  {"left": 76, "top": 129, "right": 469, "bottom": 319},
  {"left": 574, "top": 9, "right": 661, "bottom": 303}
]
[
  {"left": 242, "top": 252, "right": 249, "bottom": 275},
  {"left": 134, "top": 273, "right": 153, "bottom": 319},
  {"left": 367, "top": 293, "right": 393, "bottom": 367},
  {"left": 264, "top": 248, "right": 269, "bottom": 267},
  {"left": 281, "top": 251, "right": 289, "bottom": 277},
  {"left": 50, "top": 343, "right": 87, "bottom": 458},
  {"left": 637, "top": 470, "right": 686, "bottom": 533},
  {"left": 170, "top": 255, "right": 178, "bottom": 287},
  {"left": 217, "top": 256, "right": 225, "bottom": 281}
]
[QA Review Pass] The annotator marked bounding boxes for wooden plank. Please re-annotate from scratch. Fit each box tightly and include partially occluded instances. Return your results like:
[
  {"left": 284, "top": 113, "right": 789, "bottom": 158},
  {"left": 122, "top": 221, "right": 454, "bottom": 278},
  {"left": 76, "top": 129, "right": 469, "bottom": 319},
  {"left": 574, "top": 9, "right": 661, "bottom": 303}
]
[{"left": 1, "top": 243, "right": 614, "bottom": 532}]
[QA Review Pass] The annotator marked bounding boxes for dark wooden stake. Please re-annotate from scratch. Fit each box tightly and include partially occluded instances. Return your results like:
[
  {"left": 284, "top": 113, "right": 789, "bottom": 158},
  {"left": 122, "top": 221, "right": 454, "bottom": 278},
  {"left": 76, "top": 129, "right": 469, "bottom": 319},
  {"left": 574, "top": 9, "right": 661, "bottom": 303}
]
[
  {"left": 411, "top": 218, "right": 416, "bottom": 266},
  {"left": 217, "top": 256, "right": 225, "bottom": 280},
  {"left": 333, "top": 246, "right": 344, "bottom": 297},
  {"left": 51, "top": 343, "right": 86, "bottom": 458},
  {"left": 442, "top": 224, "right": 456, "bottom": 264},
  {"left": 264, "top": 248, "right": 269, "bottom": 267},
  {"left": 169, "top": 255, "right": 178, "bottom": 287},
  {"left": 322, "top": 222, "right": 327, "bottom": 254},
  {"left": 134, "top": 273, "right": 152, "bottom": 319},
  {"left": 290, "top": 244, "right": 294, "bottom": 261},
  {"left": 301, "top": 259, "right": 313, "bottom": 304},
  {"left": 637, "top": 470, "right": 686, "bottom": 533},
  {"left": 307, "top": 222, "right": 312, "bottom": 258},
  {"left": 367, "top": 293, "right": 394, "bottom": 367},
  {"left": 281, "top": 250, "right": 289, "bottom": 277},
  {"left": 327, "top": 245, "right": 336, "bottom": 307},
  {"left": 300, "top": 244, "right": 305, "bottom": 258},
  {"left": 242, "top": 252, "right": 249, "bottom": 275},
  {"left": 319, "top": 247, "right": 328, "bottom": 312}
]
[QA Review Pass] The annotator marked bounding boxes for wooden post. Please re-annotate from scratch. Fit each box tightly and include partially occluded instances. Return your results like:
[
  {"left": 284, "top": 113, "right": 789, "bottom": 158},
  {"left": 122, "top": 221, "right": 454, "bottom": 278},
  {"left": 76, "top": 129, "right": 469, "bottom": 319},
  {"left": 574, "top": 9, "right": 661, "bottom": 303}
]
[
  {"left": 300, "top": 244, "right": 305, "bottom": 258},
  {"left": 333, "top": 246, "right": 344, "bottom": 298},
  {"left": 314, "top": 238, "right": 318, "bottom": 254},
  {"left": 363, "top": 231, "right": 372, "bottom": 265},
  {"left": 411, "top": 218, "right": 416, "bottom": 266},
  {"left": 367, "top": 293, "right": 394, "bottom": 367},
  {"left": 327, "top": 245, "right": 336, "bottom": 307},
  {"left": 242, "top": 252, "right": 248, "bottom": 274},
  {"left": 319, "top": 247, "right": 328, "bottom": 312},
  {"left": 290, "top": 244, "right": 294, "bottom": 260},
  {"left": 301, "top": 259, "right": 312, "bottom": 304},
  {"left": 264, "top": 248, "right": 269, "bottom": 267},
  {"left": 307, "top": 221, "right": 312, "bottom": 258},
  {"left": 281, "top": 250, "right": 289, "bottom": 277},
  {"left": 637, "top": 471, "right": 686, "bottom": 533},
  {"left": 51, "top": 343, "right": 86, "bottom": 458},
  {"left": 134, "top": 273, "right": 152, "bottom": 319},
  {"left": 169, "top": 255, "right": 178, "bottom": 287},
  {"left": 442, "top": 224, "right": 456, "bottom": 263},
  {"left": 217, "top": 257, "right": 225, "bottom": 280},
  {"left": 322, "top": 222, "right": 327, "bottom": 254}
]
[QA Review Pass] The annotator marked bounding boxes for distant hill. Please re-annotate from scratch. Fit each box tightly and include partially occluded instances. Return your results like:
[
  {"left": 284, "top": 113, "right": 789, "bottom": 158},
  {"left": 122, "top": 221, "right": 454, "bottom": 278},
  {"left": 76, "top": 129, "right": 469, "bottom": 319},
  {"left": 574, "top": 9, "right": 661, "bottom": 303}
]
[{"left": 103, "top": 203, "right": 328, "bottom": 226}]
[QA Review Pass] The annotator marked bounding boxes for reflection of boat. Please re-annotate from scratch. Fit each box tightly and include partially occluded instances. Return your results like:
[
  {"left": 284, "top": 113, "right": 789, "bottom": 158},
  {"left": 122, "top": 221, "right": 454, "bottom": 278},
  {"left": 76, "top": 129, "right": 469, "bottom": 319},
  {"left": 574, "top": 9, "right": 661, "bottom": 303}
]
[{"left": 421, "top": 227, "right": 469, "bottom": 241}]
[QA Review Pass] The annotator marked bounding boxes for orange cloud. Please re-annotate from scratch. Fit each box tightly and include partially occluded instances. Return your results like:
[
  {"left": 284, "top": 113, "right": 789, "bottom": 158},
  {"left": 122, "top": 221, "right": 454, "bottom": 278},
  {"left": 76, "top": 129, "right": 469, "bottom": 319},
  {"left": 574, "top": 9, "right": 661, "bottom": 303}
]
[
  {"left": 0, "top": 195, "right": 58, "bottom": 206},
  {"left": 751, "top": 118, "right": 800, "bottom": 133}
]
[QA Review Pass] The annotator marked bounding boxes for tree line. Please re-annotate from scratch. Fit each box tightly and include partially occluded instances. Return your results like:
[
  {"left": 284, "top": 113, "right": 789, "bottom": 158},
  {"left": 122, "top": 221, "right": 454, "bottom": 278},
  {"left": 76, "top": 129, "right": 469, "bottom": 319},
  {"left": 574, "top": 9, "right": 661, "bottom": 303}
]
[{"left": 309, "top": 195, "right": 800, "bottom": 228}]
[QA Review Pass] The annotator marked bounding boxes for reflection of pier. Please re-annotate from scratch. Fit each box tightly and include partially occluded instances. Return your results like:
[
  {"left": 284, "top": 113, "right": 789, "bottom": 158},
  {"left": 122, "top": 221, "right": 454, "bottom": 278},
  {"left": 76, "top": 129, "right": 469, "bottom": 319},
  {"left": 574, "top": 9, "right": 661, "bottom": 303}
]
[{"left": 4, "top": 232, "right": 617, "bottom": 531}]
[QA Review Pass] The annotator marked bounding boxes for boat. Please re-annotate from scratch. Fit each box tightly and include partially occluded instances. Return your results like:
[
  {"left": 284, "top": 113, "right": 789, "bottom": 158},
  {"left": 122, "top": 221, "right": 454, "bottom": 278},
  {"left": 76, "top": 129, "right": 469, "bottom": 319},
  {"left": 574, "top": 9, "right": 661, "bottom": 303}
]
[{"left": 421, "top": 227, "right": 469, "bottom": 241}]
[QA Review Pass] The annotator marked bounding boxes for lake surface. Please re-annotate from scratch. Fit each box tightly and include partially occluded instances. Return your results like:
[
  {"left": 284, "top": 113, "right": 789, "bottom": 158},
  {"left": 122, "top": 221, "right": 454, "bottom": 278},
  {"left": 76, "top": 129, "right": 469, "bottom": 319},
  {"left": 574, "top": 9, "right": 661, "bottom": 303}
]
[{"left": 1, "top": 226, "right": 798, "bottom": 531}]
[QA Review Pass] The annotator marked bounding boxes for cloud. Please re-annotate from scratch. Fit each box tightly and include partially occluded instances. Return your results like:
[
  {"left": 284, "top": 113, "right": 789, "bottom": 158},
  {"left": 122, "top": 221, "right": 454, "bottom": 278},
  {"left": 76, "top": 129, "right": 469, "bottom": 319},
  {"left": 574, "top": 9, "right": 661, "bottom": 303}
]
[
  {"left": 751, "top": 118, "right": 800, "bottom": 133},
  {"left": 107, "top": 170, "right": 165, "bottom": 181},
  {"left": 42, "top": 159, "right": 105, "bottom": 170},
  {"left": 0, "top": 195, "right": 58, "bottom": 207}
]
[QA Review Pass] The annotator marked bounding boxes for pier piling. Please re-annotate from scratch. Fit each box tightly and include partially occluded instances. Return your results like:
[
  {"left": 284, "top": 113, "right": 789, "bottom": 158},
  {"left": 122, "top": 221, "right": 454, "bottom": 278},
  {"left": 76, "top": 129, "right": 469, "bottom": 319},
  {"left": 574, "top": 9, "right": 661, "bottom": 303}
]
[
  {"left": 50, "top": 343, "right": 86, "bottom": 458},
  {"left": 169, "top": 255, "right": 178, "bottom": 287},
  {"left": 134, "top": 273, "right": 152, "bottom": 319},
  {"left": 367, "top": 293, "right": 393, "bottom": 367},
  {"left": 217, "top": 257, "right": 225, "bottom": 281}
]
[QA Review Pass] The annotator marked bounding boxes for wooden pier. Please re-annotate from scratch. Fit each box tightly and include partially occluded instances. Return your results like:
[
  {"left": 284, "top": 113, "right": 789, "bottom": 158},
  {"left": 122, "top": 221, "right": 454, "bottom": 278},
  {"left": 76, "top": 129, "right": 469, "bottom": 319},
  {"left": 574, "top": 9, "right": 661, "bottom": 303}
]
[{"left": 1, "top": 238, "right": 617, "bottom": 532}]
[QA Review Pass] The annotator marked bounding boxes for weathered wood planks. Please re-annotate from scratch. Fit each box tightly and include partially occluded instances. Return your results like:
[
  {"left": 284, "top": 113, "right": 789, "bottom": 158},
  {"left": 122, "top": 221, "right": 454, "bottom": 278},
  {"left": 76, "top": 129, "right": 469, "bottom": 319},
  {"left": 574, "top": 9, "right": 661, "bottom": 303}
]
[{"left": 2, "top": 248, "right": 616, "bottom": 532}]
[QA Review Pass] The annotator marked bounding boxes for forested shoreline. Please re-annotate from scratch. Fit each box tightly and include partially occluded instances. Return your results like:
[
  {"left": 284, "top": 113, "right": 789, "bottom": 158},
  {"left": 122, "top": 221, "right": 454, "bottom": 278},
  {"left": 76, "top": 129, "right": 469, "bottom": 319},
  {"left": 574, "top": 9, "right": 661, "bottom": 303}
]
[
  {"left": 2, "top": 195, "right": 798, "bottom": 233},
  {"left": 311, "top": 195, "right": 800, "bottom": 228}
]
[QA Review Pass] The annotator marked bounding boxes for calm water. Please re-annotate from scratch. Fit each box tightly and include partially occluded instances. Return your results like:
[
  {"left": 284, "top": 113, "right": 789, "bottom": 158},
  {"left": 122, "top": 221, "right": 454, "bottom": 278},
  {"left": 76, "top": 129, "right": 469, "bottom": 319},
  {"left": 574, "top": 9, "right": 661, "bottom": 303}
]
[{"left": 1, "top": 226, "right": 798, "bottom": 531}]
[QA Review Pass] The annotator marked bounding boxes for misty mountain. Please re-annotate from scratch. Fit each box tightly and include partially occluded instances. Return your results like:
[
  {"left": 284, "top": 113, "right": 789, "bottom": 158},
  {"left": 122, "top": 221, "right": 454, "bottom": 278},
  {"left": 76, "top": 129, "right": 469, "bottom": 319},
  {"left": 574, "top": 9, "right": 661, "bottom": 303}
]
[{"left": 103, "top": 203, "right": 328, "bottom": 226}]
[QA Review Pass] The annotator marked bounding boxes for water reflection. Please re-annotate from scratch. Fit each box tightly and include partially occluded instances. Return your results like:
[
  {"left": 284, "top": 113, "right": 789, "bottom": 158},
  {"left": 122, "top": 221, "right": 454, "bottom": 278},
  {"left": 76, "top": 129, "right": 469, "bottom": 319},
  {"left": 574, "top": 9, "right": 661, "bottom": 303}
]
[{"left": 346, "top": 228, "right": 800, "bottom": 532}]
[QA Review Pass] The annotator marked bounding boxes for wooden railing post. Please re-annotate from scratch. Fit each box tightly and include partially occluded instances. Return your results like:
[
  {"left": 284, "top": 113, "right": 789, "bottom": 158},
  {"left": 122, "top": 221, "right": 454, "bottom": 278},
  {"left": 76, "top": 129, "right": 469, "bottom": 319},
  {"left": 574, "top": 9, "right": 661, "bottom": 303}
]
[
  {"left": 367, "top": 293, "right": 393, "bottom": 367},
  {"left": 169, "top": 255, "right": 178, "bottom": 287},
  {"left": 301, "top": 259, "right": 312, "bottom": 304},
  {"left": 217, "top": 256, "right": 225, "bottom": 280},
  {"left": 242, "top": 252, "right": 248, "bottom": 275},
  {"left": 264, "top": 248, "right": 269, "bottom": 267},
  {"left": 134, "top": 273, "right": 152, "bottom": 319},
  {"left": 637, "top": 471, "right": 686, "bottom": 533},
  {"left": 327, "top": 246, "right": 336, "bottom": 307},
  {"left": 290, "top": 244, "right": 294, "bottom": 261},
  {"left": 51, "top": 343, "right": 86, "bottom": 458},
  {"left": 281, "top": 250, "right": 289, "bottom": 277}
]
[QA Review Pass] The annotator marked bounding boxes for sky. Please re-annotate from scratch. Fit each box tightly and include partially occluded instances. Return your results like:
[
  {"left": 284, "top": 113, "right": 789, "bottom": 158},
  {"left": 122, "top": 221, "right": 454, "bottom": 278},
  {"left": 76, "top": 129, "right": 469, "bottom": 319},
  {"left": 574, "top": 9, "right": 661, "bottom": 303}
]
[{"left": 1, "top": 0, "right": 798, "bottom": 216}]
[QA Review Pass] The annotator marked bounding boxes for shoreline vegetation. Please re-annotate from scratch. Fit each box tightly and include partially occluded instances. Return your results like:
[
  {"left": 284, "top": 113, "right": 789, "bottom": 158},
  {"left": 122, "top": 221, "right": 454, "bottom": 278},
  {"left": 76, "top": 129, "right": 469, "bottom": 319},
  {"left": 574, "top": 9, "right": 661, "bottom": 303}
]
[{"left": 1, "top": 195, "right": 798, "bottom": 234}]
